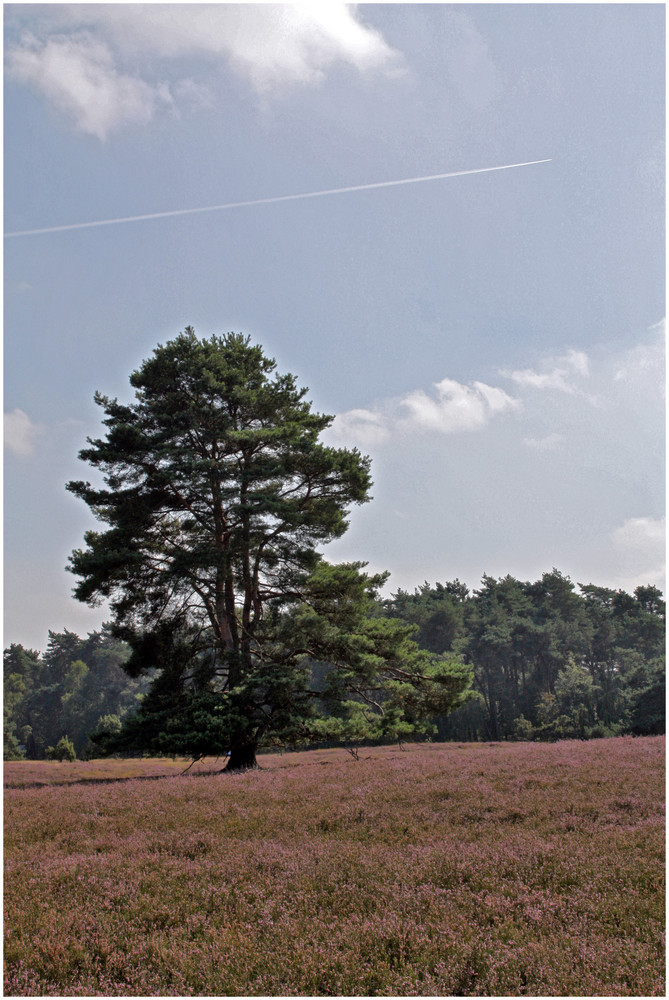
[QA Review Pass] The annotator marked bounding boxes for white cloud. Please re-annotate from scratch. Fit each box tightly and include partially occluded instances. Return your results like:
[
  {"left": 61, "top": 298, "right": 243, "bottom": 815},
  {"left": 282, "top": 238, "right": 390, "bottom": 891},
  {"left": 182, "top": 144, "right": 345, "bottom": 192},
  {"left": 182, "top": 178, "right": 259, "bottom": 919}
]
[
  {"left": 5, "top": 33, "right": 170, "bottom": 139},
  {"left": 191, "top": 4, "right": 397, "bottom": 91},
  {"left": 68, "top": 4, "right": 400, "bottom": 88},
  {"left": 610, "top": 516, "right": 666, "bottom": 591},
  {"left": 328, "top": 375, "right": 521, "bottom": 447},
  {"left": 331, "top": 408, "right": 391, "bottom": 447},
  {"left": 502, "top": 348, "right": 590, "bottom": 394},
  {"left": 328, "top": 323, "right": 663, "bottom": 458},
  {"left": 505, "top": 368, "right": 573, "bottom": 392},
  {"left": 4, "top": 409, "right": 42, "bottom": 456},
  {"left": 401, "top": 377, "right": 521, "bottom": 433},
  {"left": 5, "top": 5, "right": 401, "bottom": 137},
  {"left": 565, "top": 349, "right": 589, "bottom": 377}
]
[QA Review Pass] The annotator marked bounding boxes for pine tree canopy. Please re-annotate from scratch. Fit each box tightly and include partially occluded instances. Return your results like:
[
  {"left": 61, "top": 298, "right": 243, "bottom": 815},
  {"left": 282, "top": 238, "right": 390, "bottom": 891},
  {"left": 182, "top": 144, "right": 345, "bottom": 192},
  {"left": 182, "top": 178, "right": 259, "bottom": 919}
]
[{"left": 67, "top": 329, "right": 472, "bottom": 768}]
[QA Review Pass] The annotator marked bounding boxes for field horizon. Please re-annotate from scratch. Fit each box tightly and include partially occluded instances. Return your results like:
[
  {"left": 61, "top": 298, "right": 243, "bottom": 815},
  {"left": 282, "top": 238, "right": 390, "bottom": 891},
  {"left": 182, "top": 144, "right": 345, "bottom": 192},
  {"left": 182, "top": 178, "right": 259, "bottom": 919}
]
[{"left": 4, "top": 736, "right": 665, "bottom": 996}]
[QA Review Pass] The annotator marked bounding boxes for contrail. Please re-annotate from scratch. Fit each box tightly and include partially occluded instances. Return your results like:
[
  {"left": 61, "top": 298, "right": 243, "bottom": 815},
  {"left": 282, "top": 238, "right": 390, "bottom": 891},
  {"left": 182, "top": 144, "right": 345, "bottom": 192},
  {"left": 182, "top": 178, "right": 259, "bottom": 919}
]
[{"left": 5, "top": 158, "right": 551, "bottom": 238}]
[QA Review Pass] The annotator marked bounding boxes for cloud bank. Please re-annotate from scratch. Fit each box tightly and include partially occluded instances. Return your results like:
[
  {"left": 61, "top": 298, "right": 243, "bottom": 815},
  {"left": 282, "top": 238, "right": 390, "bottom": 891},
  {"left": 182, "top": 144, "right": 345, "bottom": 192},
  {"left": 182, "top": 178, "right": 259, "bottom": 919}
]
[
  {"left": 329, "top": 345, "right": 595, "bottom": 447},
  {"left": 327, "top": 323, "right": 665, "bottom": 592},
  {"left": 5, "top": 5, "right": 401, "bottom": 139},
  {"left": 331, "top": 324, "right": 664, "bottom": 451},
  {"left": 330, "top": 376, "right": 521, "bottom": 446}
]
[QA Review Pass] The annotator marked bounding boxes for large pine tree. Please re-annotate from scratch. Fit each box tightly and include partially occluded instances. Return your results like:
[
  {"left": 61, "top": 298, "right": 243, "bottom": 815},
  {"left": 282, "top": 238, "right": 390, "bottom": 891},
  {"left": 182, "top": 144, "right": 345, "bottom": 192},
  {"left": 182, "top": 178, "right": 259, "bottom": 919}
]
[{"left": 68, "top": 329, "right": 472, "bottom": 768}]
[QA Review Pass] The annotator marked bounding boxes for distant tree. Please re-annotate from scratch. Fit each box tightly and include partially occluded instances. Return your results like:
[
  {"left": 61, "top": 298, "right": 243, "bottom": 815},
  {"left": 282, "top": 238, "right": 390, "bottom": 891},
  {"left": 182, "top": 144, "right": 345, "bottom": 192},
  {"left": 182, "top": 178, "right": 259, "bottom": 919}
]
[
  {"left": 46, "top": 735, "right": 76, "bottom": 762},
  {"left": 459, "top": 574, "right": 539, "bottom": 740},
  {"left": 627, "top": 657, "right": 665, "bottom": 735},
  {"left": 383, "top": 581, "right": 468, "bottom": 654},
  {"left": 552, "top": 656, "right": 597, "bottom": 738},
  {"left": 3, "top": 723, "right": 24, "bottom": 761},
  {"left": 3, "top": 632, "right": 148, "bottom": 760},
  {"left": 511, "top": 714, "right": 535, "bottom": 741},
  {"left": 400, "top": 571, "right": 665, "bottom": 743},
  {"left": 3, "top": 644, "right": 43, "bottom": 758},
  {"left": 580, "top": 582, "right": 665, "bottom": 732},
  {"left": 435, "top": 690, "right": 488, "bottom": 741},
  {"left": 59, "top": 629, "right": 144, "bottom": 755},
  {"left": 94, "top": 713, "right": 123, "bottom": 735},
  {"left": 68, "top": 330, "right": 473, "bottom": 769}
]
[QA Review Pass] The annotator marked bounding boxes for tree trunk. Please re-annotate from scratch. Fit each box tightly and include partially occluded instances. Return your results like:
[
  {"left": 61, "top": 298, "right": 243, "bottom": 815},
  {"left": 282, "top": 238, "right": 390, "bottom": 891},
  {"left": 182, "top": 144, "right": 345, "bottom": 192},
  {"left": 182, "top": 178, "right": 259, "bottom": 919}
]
[{"left": 226, "top": 742, "right": 258, "bottom": 772}]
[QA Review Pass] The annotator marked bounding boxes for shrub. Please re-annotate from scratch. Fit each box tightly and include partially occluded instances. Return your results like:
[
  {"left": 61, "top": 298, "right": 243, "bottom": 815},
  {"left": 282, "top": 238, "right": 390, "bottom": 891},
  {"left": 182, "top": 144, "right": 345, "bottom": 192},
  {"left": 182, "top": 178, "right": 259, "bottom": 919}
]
[
  {"left": 48, "top": 736, "right": 76, "bottom": 762},
  {"left": 512, "top": 714, "right": 535, "bottom": 741}
]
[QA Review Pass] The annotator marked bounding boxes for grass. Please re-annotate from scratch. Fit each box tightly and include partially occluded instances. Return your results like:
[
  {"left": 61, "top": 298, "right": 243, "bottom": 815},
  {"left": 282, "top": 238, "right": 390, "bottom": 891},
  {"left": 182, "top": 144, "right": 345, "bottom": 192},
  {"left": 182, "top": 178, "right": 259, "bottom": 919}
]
[{"left": 4, "top": 736, "right": 665, "bottom": 996}]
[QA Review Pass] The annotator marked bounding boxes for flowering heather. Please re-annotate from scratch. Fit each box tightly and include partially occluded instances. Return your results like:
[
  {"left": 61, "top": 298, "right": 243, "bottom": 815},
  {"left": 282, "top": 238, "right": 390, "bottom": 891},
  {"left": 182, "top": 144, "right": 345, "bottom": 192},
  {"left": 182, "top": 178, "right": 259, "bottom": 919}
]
[{"left": 4, "top": 737, "right": 665, "bottom": 996}]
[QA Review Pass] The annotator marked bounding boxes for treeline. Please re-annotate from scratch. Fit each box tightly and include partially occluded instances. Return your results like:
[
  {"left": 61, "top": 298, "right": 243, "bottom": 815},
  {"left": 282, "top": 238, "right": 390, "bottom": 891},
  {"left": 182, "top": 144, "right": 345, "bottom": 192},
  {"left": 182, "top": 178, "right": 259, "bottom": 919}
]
[
  {"left": 4, "top": 627, "right": 152, "bottom": 760},
  {"left": 383, "top": 571, "right": 665, "bottom": 741},
  {"left": 4, "top": 570, "right": 665, "bottom": 760}
]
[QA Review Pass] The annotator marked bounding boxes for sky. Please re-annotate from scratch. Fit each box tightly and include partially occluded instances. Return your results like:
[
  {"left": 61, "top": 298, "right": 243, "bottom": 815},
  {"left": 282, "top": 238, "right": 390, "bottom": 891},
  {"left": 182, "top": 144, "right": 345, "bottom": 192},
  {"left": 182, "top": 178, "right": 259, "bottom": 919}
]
[{"left": 4, "top": 2, "right": 665, "bottom": 652}]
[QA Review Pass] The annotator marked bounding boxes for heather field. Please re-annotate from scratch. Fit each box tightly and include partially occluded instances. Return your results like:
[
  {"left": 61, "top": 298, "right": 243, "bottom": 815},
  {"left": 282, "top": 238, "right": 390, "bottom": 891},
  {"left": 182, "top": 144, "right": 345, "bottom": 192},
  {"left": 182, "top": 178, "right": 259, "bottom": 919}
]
[{"left": 4, "top": 738, "right": 665, "bottom": 997}]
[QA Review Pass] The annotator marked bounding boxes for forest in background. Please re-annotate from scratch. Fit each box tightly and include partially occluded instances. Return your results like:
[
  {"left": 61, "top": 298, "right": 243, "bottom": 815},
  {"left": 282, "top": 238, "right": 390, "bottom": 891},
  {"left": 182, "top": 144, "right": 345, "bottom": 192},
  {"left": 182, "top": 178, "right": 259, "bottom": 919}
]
[
  {"left": 382, "top": 570, "right": 664, "bottom": 743},
  {"left": 3, "top": 628, "right": 152, "bottom": 761},
  {"left": 4, "top": 569, "right": 664, "bottom": 761}
]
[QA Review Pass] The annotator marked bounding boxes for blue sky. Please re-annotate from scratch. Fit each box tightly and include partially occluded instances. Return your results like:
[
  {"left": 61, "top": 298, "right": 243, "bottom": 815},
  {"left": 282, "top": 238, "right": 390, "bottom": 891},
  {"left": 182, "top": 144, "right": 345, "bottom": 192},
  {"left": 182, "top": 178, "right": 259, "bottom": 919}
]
[{"left": 4, "top": 3, "right": 665, "bottom": 652}]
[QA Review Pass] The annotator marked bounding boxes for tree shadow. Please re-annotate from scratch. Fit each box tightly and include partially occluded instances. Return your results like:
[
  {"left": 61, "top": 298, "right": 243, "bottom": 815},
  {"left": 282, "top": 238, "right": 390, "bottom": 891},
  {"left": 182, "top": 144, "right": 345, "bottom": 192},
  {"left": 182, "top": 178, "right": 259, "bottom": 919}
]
[{"left": 4, "top": 765, "right": 230, "bottom": 791}]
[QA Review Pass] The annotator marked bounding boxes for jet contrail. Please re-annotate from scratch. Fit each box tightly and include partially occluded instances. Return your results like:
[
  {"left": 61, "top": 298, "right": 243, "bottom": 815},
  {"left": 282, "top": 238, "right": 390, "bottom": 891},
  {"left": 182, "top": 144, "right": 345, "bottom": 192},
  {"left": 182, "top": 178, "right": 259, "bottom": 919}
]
[{"left": 5, "top": 158, "right": 551, "bottom": 238}]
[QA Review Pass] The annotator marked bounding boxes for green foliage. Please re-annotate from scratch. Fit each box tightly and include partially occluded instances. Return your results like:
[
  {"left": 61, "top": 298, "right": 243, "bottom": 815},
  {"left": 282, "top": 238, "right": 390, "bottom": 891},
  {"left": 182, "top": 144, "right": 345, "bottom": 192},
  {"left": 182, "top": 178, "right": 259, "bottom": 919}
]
[
  {"left": 3, "top": 727, "right": 25, "bottom": 761},
  {"left": 46, "top": 735, "right": 77, "bottom": 762},
  {"left": 553, "top": 656, "right": 596, "bottom": 736},
  {"left": 68, "top": 331, "right": 473, "bottom": 766},
  {"left": 382, "top": 580, "right": 468, "bottom": 653},
  {"left": 3, "top": 644, "right": 39, "bottom": 759},
  {"left": 628, "top": 658, "right": 665, "bottom": 735},
  {"left": 383, "top": 571, "right": 665, "bottom": 742},
  {"left": 95, "top": 713, "right": 123, "bottom": 735},
  {"left": 512, "top": 715, "right": 535, "bottom": 741},
  {"left": 3, "top": 630, "right": 151, "bottom": 760}
]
